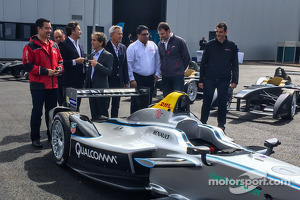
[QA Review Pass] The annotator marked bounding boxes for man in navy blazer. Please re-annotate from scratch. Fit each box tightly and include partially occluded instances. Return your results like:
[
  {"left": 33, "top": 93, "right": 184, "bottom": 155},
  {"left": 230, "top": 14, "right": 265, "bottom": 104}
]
[
  {"left": 85, "top": 32, "right": 113, "bottom": 119},
  {"left": 59, "top": 21, "right": 85, "bottom": 109},
  {"left": 105, "top": 25, "right": 129, "bottom": 118}
]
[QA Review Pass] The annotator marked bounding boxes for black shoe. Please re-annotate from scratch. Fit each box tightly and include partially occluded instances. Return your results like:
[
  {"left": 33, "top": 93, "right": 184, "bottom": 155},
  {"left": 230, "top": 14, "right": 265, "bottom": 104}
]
[{"left": 32, "top": 140, "right": 43, "bottom": 148}]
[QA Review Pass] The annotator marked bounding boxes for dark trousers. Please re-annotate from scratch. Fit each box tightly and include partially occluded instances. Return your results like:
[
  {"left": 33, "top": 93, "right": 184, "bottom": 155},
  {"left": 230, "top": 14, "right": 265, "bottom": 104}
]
[
  {"left": 89, "top": 82, "right": 109, "bottom": 119},
  {"left": 89, "top": 98, "right": 109, "bottom": 119},
  {"left": 108, "top": 80, "right": 121, "bottom": 118},
  {"left": 30, "top": 89, "right": 58, "bottom": 141},
  {"left": 201, "top": 79, "right": 230, "bottom": 128},
  {"left": 57, "top": 76, "right": 64, "bottom": 106},
  {"left": 108, "top": 96, "right": 121, "bottom": 118},
  {"left": 131, "top": 73, "right": 154, "bottom": 114},
  {"left": 162, "top": 75, "right": 185, "bottom": 97}
]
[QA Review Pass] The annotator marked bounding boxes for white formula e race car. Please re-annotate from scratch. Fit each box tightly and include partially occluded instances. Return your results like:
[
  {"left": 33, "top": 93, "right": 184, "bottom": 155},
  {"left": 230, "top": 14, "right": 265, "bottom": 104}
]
[{"left": 49, "top": 88, "right": 300, "bottom": 200}]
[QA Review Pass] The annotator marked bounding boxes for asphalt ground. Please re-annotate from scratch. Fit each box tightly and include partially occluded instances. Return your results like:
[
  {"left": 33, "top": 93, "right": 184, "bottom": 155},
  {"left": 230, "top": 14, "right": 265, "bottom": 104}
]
[{"left": 1, "top": 62, "right": 300, "bottom": 199}]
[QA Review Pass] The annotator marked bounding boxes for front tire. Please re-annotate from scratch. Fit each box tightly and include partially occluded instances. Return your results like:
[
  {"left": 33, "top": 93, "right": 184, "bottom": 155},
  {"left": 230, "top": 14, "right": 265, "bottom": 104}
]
[
  {"left": 184, "top": 80, "right": 198, "bottom": 103},
  {"left": 283, "top": 92, "right": 297, "bottom": 119},
  {"left": 51, "top": 112, "right": 72, "bottom": 166}
]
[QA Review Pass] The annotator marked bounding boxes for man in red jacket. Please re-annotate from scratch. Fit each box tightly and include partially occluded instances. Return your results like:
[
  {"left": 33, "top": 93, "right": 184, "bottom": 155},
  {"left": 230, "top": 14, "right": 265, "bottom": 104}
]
[{"left": 23, "top": 18, "right": 63, "bottom": 148}]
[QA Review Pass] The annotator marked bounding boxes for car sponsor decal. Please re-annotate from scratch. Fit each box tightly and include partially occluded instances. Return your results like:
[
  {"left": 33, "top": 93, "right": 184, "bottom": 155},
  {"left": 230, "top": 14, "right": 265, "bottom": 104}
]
[
  {"left": 70, "top": 140, "right": 132, "bottom": 171},
  {"left": 70, "top": 122, "right": 77, "bottom": 134},
  {"left": 75, "top": 142, "right": 118, "bottom": 164},
  {"left": 67, "top": 96, "right": 77, "bottom": 107},
  {"left": 155, "top": 109, "right": 162, "bottom": 119},
  {"left": 153, "top": 130, "right": 170, "bottom": 139},
  {"left": 158, "top": 102, "right": 172, "bottom": 109}
]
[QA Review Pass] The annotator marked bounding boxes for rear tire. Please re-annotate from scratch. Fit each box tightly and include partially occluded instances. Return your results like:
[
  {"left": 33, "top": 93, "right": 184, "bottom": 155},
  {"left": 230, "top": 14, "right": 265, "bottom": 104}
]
[{"left": 51, "top": 112, "right": 72, "bottom": 166}]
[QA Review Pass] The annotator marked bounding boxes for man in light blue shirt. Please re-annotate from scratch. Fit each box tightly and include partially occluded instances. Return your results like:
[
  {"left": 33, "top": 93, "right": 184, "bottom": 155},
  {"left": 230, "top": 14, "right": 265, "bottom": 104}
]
[{"left": 127, "top": 25, "right": 160, "bottom": 113}]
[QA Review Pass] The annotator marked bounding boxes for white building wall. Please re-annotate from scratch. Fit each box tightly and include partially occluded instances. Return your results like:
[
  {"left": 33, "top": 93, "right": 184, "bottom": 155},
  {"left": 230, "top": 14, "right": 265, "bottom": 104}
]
[
  {"left": 166, "top": 0, "right": 300, "bottom": 60},
  {"left": 0, "top": 0, "right": 112, "bottom": 59}
]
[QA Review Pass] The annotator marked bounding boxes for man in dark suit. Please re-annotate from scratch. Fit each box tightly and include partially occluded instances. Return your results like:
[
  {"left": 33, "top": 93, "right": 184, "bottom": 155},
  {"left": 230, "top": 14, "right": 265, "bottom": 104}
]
[
  {"left": 85, "top": 32, "right": 113, "bottom": 119},
  {"left": 58, "top": 21, "right": 85, "bottom": 109},
  {"left": 53, "top": 29, "right": 65, "bottom": 106},
  {"left": 105, "top": 25, "right": 129, "bottom": 118}
]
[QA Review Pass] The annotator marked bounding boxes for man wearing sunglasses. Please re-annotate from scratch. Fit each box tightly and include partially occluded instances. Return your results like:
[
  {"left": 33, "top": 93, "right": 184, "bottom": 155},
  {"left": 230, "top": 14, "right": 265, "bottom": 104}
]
[{"left": 127, "top": 25, "right": 161, "bottom": 114}]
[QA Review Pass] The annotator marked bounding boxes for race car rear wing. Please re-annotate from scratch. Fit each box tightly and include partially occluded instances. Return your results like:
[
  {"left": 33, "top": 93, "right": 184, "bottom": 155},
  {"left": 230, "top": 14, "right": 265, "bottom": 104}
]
[{"left": 66, "top": 87, "right": 150, "bottom": 111}]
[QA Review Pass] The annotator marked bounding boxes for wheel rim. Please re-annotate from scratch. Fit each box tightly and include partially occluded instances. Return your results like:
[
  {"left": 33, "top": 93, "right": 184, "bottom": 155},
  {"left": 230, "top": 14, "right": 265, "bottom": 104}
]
[
  {"left": 291, "top": 93, "right": 297, "bottom": 117},
  {"left": 51, "top": 120, "right": 65, "bottom": 160},
  {"left": 187, "top": 81, "right": 197, "bottom": 101}
]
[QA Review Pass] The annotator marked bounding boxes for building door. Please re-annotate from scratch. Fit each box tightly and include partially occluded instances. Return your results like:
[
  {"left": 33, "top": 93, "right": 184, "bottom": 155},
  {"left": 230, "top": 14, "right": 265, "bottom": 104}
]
[{"left": 113, "top": 0, "right": 166, "bottom": 45}]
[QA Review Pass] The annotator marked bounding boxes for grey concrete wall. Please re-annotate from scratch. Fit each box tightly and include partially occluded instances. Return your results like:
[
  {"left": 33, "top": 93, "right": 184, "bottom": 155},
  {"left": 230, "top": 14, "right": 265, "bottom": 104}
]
[
  {"left": 166, "top": 0, "right": 300, "bottom": 60},
  {"left": 0, "top": 0, "right": 112, "bottom": 59}
]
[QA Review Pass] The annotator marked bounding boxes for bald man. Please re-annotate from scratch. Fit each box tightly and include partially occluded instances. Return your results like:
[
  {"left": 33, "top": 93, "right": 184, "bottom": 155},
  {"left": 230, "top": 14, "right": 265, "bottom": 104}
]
[
  {"left": 53, "top": 29, "right": 65, "bottom": 44},
  {"left": 53, "top": 29, "right": 65, "bottom": 105}
]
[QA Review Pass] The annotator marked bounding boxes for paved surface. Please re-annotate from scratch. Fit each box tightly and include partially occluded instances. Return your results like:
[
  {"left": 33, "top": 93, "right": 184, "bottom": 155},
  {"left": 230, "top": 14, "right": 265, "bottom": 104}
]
[{"left": 0, "top": 63, "right": 300, "bottom": 199}]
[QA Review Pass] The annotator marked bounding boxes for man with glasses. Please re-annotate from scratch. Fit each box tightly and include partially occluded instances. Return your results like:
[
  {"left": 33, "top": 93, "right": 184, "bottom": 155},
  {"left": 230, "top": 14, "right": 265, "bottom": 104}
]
[{"left": 127, "top": 25, "right": 160, "bottom": 114}]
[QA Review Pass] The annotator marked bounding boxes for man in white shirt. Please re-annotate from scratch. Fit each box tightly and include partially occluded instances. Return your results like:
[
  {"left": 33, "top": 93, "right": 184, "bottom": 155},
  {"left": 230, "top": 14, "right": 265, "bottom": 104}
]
[{"left": 127, "top": 25, "right": 161, "bottom": 113}]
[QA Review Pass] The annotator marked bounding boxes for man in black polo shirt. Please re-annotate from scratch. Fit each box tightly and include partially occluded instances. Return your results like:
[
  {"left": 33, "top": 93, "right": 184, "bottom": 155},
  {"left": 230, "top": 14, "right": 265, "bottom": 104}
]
[{"left": 198, "top": 22, "right": 239, "bottom": 131}]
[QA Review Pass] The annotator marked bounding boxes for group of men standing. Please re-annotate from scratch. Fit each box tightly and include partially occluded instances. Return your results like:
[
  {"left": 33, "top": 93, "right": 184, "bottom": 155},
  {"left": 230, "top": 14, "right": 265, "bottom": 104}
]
[{"left": 23, "top": 18, "right": 238, "bottom": 148}]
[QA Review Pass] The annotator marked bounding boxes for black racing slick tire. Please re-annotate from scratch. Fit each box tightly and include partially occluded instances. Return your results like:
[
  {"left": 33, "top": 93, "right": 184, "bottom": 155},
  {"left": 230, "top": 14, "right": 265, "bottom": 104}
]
[
  {"left": 184, "top": 80, "right": 198, "bottom": 103},
  {"left": 282, "top": 92, "right": 297, "bottom": 120},
  {"left": 51, "top": 112, "right": 73, "bottom": 166}
]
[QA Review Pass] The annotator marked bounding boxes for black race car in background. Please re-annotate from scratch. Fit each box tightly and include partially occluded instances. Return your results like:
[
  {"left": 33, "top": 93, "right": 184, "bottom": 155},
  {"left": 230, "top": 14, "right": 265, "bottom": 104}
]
[
  {"left": 233, "top": 67, "right": 300, "bottom": 119},
  {"left": 0, "top": 61, "right": 28, "bottom": 79}
]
